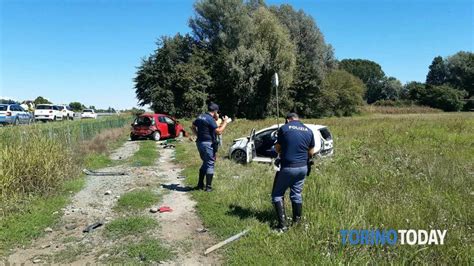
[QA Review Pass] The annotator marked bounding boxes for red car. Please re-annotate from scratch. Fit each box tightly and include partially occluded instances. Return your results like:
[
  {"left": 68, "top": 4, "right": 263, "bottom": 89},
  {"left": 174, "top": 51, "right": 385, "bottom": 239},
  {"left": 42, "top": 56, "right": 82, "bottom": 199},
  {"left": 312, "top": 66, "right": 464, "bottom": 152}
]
[{"left": 130, "top": 113, "right": 186, "bottom": 141}]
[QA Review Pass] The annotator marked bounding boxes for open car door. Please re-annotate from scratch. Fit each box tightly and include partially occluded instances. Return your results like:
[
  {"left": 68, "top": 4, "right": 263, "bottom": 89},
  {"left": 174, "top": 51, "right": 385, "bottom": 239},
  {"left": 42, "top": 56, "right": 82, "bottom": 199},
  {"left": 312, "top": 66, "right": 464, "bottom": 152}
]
[{"left": 245, "top": 128, "right": 256, "bottom": 163}]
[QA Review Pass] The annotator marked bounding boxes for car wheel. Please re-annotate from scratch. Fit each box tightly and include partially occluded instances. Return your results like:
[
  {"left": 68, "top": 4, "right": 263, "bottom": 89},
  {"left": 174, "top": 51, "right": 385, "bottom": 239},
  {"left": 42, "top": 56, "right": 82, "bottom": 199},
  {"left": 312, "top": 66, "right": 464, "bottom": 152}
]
[
  {"left": 13, "top": 118, "right": 19, "bottom": 126},
  {"left": 130, "top": 134, "right": 138, "bottom": 141},
  {"left": 151, "top": 131, "right": 161, "bottom": 141},
  {"left": 231, "top": 149, "right": 247, "bottom": 164}
]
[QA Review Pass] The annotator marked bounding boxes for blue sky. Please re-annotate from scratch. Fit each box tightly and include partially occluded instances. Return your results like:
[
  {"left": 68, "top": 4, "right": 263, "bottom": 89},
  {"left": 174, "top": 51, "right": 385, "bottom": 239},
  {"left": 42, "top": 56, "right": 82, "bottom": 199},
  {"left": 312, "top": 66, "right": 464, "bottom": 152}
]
[{"left": 1, "top": 0, "right": 472, "bottom": 109}]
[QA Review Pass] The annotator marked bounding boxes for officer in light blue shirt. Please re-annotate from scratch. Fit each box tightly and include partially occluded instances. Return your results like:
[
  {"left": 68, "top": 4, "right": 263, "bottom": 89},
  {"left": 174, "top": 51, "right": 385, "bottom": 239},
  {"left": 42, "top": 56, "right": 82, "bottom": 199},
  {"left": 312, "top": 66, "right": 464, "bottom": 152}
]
[
  {"left": 272, "top": 112, "right": 315, "bottom": 231},
  {"left": 191, "top": 103, "right": 228, "bottom": 192}
]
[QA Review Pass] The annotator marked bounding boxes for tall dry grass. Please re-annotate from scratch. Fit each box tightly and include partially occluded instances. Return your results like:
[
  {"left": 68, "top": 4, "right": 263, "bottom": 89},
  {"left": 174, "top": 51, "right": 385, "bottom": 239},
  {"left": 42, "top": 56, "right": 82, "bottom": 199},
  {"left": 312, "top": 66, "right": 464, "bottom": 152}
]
[
  {"left": 360, "top": 105, "right": 442, "bottom": 114},
  {"left": 0, "top": 117, "right": 132, "bottom": 204}
]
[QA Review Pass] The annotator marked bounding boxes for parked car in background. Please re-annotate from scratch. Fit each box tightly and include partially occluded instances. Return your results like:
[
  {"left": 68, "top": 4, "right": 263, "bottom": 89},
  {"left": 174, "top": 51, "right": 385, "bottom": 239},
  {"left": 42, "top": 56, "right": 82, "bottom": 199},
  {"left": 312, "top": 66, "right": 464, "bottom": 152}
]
[
  {"left": 81, "top": 109, "right": 97, "bottom": 119},
  {"left": 34, "top": 104, "right": 63, "bottom": 122},
  {"left": 0, "top": 104, "right": 33, "bottom": 125},
  {"left": 229, "top": 124, "right": 334, "bottom": 164},
  {"left": 130, "top": 113, "right": 186, "bottom": 141},
  {"left": 57, "top": 105, "right": 75, "bottom": 120}
]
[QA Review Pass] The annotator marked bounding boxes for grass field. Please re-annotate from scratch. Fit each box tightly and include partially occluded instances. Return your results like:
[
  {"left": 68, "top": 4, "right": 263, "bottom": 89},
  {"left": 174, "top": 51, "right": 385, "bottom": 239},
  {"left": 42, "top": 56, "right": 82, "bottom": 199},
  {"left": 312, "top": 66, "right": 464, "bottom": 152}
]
[{"left": 176, "top": 113, "right": 473, "bottom": 264}]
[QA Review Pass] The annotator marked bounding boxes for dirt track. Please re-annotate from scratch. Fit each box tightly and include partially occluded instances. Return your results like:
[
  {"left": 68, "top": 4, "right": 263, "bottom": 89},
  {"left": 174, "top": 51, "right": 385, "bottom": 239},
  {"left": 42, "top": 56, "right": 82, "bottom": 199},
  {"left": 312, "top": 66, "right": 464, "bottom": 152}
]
[{"left": 6, "top": 140, "right": 219, "bottom": 265}]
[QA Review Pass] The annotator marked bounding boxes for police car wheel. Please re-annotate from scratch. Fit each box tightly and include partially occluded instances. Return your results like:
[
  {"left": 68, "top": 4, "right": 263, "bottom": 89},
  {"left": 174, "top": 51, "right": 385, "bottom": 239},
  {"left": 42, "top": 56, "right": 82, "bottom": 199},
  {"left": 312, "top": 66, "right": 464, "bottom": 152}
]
[{"left": 231, "top": 149, "right": 246, "bottom": 164}]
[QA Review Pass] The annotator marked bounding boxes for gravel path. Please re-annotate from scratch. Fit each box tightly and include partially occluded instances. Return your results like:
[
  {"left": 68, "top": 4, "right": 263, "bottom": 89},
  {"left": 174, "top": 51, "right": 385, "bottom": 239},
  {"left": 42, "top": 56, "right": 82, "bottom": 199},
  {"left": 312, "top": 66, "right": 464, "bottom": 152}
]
[{"left": 6, "top": 140, "right": 220, "bottom": 265}]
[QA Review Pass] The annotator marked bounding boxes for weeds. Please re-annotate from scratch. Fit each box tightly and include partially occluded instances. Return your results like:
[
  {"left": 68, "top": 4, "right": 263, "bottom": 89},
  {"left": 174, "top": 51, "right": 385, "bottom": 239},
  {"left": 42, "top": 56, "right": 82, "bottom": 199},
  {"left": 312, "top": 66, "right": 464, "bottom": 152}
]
[
  {"left": 115, "top": 189, "right": 160, "bottom": 212},
  {"left": 105, "top": 216, "right": 158, "bottom": 238},
  {"left": 129, "top": 140, "right": 158, "bottom": 167}
]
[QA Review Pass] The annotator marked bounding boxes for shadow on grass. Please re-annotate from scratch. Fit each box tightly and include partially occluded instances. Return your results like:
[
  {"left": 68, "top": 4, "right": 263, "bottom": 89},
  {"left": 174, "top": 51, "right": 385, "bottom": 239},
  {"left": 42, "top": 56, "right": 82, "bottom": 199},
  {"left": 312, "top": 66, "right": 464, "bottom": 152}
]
[
  {"left": 226, "top": 204, "right": 274, "bottom": 225},
  {"left": 161, "top": 183, "right": 195, "bottom": 192}
]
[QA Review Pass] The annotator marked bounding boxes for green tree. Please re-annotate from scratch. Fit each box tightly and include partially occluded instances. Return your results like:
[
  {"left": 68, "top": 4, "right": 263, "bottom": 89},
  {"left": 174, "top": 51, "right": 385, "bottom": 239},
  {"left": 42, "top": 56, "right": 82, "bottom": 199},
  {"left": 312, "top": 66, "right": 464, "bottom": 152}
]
[
  {"left": 318, "top": 70, "right": 365, "bottom": 117},
  {"left": 445, "top": 51, "right": 474, "bottom": 97},
  {"left": 0, "top": 98, "right": 18, "bottom": 104},
  {"left": 135, "top": 34, "right": 200, "bottom": 116},
  {"left": 339, "top": 59, "right": 385, "bottom": 103},
  {"left": 69, "top": 102, "right": 85, "bottom": 112},
  {"left": 426, "top": 56, "right": 448, "bottom": 86},
  {"left": 404, "top": 81, "right": 426, "bottom": 102},
  {"left": 33, "top": 96, "right": 51, "bottom": 105},
  {"left": 189, "top": 1, "right": 296, "bottom": 118},
  {"left": 271, "top": 4, "right": 336, "bottom": 117},
  {"left": 366, "top": 76, "right": 403, "bottom": 104}
]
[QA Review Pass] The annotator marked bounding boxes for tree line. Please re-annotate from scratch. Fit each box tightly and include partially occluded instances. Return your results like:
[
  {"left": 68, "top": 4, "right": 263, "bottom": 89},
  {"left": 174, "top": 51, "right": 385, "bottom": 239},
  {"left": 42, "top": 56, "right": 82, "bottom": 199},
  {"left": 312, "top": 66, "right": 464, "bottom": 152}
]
[{"left": 134, "top": 0, "right": 473, "bottom": 118}]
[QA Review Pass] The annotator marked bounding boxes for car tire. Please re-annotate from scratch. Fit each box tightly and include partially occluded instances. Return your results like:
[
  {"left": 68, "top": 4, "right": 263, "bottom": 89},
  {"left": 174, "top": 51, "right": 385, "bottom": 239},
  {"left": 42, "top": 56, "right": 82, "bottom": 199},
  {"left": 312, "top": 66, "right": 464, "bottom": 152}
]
[
  {"left": 130, "top": 134, "right": 138, "bottom": 141},
  {"left": 13, "top": 118, "right": 19, "bottom": 126},
  {"left": 231, "top": 149, "right": 247, "bottom": 164},
  {"left": 151, "top": 131, "right": 161, "bottom": 141}
]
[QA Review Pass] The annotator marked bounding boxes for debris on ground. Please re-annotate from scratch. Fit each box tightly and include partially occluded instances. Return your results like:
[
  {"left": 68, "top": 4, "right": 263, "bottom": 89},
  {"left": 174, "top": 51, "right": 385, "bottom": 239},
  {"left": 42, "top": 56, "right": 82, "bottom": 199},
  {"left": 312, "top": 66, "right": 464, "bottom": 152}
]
[
  {"left": 44, "top": 227, "right": 53, "bottom": 233},
  {"left": 204, "top": 229, "right": 250, "bottom": 255},
  {"left": 232, "top": 176, "right": 240, "bottom": 179},
  {"left": 177, "top": 176, "right": 186, "bottom": 179},
  {"left": 83, "top": 222, "right": 104, "bottom": 233},
  {"left": 196, "top": 228, "right": 208, "bottom": 233},
  {"left": 83, "top": 169, "right": 127, "bottom": 176},
  {"left": 162, "top": 144, "right": 175, "bottom": 149},
  {"left": 158, "top": 206, "right": 173, "bottom": 213},
  {"left": 104, "top": 190, "right": 112, "bottom": 195},
  {"left": 32, "top": 258, "right": 42, "bottom": 264},
  {"left": 150, "top": 207, "right": 159, "bottom": 213}
]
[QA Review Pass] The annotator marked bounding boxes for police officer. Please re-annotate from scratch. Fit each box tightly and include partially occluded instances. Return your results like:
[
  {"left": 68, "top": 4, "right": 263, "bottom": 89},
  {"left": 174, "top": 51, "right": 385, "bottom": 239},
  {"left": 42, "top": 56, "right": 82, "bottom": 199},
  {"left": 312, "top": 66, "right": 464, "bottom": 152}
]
[
  {"left": 191, "top": 103, "right": 228, "bottom": 192},
  {"left": 272, "top": 113, "right": 315, "bottom": 231}
]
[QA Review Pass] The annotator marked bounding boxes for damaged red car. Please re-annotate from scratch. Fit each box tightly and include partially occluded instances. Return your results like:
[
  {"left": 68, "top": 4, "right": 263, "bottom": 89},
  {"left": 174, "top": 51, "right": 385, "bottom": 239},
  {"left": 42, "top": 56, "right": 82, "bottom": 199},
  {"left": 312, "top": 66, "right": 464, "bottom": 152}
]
[{"left": 130, "top": 113, "right": 186, "bottom": 141}]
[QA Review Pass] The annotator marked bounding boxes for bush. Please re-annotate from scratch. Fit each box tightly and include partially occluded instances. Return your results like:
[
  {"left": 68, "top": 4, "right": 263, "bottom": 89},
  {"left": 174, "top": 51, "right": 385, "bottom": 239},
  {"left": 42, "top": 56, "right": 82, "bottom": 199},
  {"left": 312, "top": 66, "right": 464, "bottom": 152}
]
[
  {"left": 318, "top": 70, "right": 365, "bottom": 117},
  {"left": 404, "top": 82, "right": 466, "bottom": 111},
  {"left": 423, "top": 85, "right": 466, "bottom": 111}
]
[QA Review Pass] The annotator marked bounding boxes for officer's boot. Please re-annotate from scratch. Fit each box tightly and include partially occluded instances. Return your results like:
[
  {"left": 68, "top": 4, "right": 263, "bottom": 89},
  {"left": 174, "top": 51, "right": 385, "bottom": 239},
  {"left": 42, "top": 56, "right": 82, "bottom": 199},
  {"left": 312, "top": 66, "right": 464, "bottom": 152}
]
[
  {"left": 196, "top": 169, "right": 205, "bottom": 190},
  {"left": 205, "top": 174, "right": 213, "bottom": 192},
  {"left": 292, "top": 202, "right": 303, "bottom": 226},
  {"left": 273, "top": 201, "right": 288, "bottom": 232}
]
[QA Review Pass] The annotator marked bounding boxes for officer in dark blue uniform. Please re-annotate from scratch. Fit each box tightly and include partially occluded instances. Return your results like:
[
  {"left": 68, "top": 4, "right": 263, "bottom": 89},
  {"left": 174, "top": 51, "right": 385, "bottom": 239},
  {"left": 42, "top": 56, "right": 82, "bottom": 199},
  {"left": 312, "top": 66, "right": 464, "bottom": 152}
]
[
  {"left": 272, "top": 113, "right": 315, "bottom": 231},
  {"left": 191, "top": 103, "right": 228, "bottom": 192}
]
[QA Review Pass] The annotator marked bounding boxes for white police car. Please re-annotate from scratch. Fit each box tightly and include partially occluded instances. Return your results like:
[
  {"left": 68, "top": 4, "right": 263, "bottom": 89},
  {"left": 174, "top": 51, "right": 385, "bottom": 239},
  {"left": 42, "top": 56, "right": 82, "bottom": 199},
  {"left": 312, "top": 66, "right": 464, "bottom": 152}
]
[
  {"left": 229, "top": 124, "right": 334, "bottom": 164},
  {"left": 0, "top": 104, "right": 33, "bottom": 125}
]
